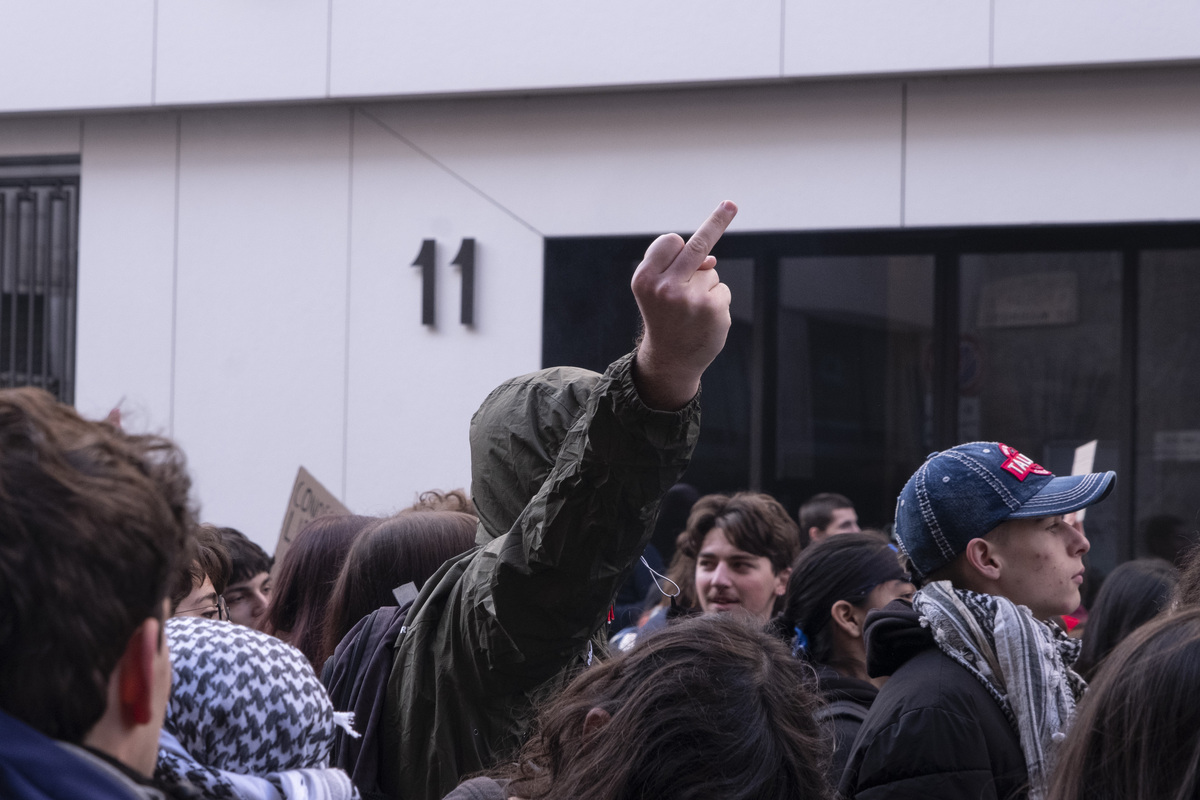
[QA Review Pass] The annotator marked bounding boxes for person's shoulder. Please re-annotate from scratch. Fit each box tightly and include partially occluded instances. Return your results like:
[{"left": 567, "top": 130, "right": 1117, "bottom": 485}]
[
  {"left": 842, "top": 649, "right": 1025, "bottom": 800},
  {"left": 874, "top": 646, "right": 1003, "bottom": 717}
]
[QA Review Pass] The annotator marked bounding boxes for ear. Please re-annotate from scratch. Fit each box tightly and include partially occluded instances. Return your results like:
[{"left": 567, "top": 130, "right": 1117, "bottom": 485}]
[
  {"left": 962, "top": 538, "right": 1003, "bottom": 582},
  {"left": 582, "top": 707, "right": 611, "bottom": 738},
  {"left": 774, "top": 567, "right": 791, "bottom": 597},
  {"left": 830, "top": 600, "right": 862, "bottom": 639},
  {"left": 117, "top": 618, "right": 161, "bottom": 727}
]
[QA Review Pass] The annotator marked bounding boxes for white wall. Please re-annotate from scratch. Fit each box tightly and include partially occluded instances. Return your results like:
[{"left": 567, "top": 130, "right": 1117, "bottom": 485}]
[
  {"left": 905, "top": 68, "right": 1200, "bottom": 225},
  {"left": 4, "top": 1, "right": 1200, "bottom": 113},
  {"left": 0, "top": 65, "right": 1195, "bottom": 549},
  {"left": 76, "top": 113, "right": 178, "bottom": 434}
]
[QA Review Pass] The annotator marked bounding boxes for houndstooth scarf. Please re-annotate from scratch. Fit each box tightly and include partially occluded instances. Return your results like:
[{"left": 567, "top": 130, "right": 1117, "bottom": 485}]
[
  {"left": 914, "top": 581, "right": 1086, "bottom": 800},
  {"left": 156, "top": 617, "right": 360, "bottom": 800}
]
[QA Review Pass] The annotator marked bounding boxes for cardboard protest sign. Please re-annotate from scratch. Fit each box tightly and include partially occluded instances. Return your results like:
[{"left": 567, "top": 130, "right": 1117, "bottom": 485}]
[{"left": 274, "top": 466, "right": 351, "bottom": 569}]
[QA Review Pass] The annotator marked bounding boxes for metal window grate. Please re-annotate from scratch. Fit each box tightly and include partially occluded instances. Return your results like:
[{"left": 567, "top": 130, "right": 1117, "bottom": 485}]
[{"left": 0, "top": 158, "right": 79, "bottom": 404}]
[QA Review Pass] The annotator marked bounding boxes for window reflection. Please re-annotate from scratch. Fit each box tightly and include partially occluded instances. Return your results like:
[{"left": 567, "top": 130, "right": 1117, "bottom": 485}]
[
  {"left": 1137, "top": 250, "right": 1200, "bottom": 566},
  {"left": 959, "top": 252, "right": 1123, "bottom": 588}
]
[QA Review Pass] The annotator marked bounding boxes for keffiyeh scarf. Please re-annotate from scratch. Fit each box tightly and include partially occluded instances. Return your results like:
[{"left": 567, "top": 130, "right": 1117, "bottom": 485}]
[
  {"left": 914, "top": 581, "right": 1086, "bottom": 800},
  {"left": 156, "top": 617, "right": 360, "bottom": 800}
]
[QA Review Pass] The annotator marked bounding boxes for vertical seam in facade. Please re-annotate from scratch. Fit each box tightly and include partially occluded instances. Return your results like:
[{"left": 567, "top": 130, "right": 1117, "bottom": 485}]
[
  {"left": 326, "top": 0, "right": 335, "bottom": 97},
  {"left": 340, "top": 108, "right": 354, "bottom": 500},
  {"left": 900, "top": 83, "right": 907, "bottom": 228},
  {"left": 151, "top": 0, "right": 159, "bottom": 103},
  {"left": 989, "top": 0, "right": 996, "bottom": 67},
  {"left": 779, "top": 0, "right": 786, "bottom": 75},
  {"left": 169, "top": 114, "right": 181, "bottom": 435}
]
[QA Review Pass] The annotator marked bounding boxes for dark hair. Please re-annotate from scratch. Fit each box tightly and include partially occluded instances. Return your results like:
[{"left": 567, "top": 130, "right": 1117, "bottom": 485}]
[
  {"left": 260, "top": 514, "right": 376, "bottom": 672},
  {"left": 498, "top": 614, "right": 833, "bottom": 800},
  {"left": 650, "top": 483, "right": 700, "bottom": 563},
  {"left": 215, "top": 526, "right": 272, "bottom": 586},
  {"left": 798, "top": 492, "right": 854, "bottom": 535},
  {"left": 1174, "top": 544, "right": 1200, "bottom": 610},
  {"left": 404, "top": 489, "right": 477, "bottom": 517},
  {"left": 0, "top": 388, "right": 195, "bottom": 742},
  {"left": 1074, "top": 558, "right": 1178, "bottom": 680},
  {"left": 321, "top": 511, "right": 477, "bottom": 663},
  {"left": 774, "top": 534, "right": 906, "bottom": 672},
  {"left": 170, "top": 524, "right": 232, "bottom": 610},
  {"left": 1047, "top": 607, "right": 1200, "bottom": 800},
  {"left": 679, "top": 492, "right": 801, "bottom": 575},
  {"left": 1141, "top": 514, "right": 1197, "bottom": 567}
]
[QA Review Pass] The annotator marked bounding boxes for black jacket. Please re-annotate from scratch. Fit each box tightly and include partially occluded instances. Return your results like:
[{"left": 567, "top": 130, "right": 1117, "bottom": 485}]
[
  {"left": 813, "top": 665, "right": 876, "bottom": 785},
  {"left": 838, "top": 600, "right": 1028, "bottom": 800}
]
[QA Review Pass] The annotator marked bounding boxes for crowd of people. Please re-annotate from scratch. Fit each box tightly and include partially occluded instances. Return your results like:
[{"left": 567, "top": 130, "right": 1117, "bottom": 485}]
[{"left": 3, "top": 199, "right": 1200, "bottom": 800}]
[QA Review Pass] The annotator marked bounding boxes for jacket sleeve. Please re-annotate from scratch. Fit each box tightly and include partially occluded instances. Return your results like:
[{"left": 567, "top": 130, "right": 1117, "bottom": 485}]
[
  {"left": 841, "top": 707, "right": 1005, "bottom": 800},
  {"left": 481, "top": 350, "right": 700, "bottom": 673},
  {"left": 387, "top": 351, "right": 701, "bottom": 800}
]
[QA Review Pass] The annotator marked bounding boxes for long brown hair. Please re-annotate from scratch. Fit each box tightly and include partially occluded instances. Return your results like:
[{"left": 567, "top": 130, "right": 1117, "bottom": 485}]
[
  {"left": 1048, "top": 607, "right": 1200, "bottom": 800},
  {"left": 320, "top": 510, "right": 477, "bottom": 664},
  {"left": 497, "top": 614, "right": 833, "bottom": 800},
  {"left": 260, "top": 514, "right": 376, "bottom": 672}
]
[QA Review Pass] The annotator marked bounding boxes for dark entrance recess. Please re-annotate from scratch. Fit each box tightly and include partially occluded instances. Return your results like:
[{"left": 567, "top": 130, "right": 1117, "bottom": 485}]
[
  {"left": 0, "top": 157, "right": 80, "bottom": 405},
  {"left": 545, "top": 222, "right": 1200, "bottom": 590}
]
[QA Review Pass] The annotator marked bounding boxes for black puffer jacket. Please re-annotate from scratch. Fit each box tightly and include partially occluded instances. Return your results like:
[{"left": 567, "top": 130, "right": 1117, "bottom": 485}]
[{"left": 838, "top": 600, "right": 1028, "bottom": 800}]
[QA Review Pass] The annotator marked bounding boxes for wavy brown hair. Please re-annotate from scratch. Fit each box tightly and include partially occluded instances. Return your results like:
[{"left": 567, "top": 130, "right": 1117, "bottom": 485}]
[
  {"left": 1048, "top": 607, "right": 1200, "bottom": 800},
  {"left": 320, "top": 510, "right": 477, "bottom": 664},
  {"left": 678, "top": 492, "right": 802, "bottom": 575},
  {"left": 260, "top": 513, "right": 376, "bottom": 672},
  {"left": 0, "top": 388, "right": 195, "bottom": 742},
  {"left": 496, "top": 613, "right": 832, "bottom": 800}
]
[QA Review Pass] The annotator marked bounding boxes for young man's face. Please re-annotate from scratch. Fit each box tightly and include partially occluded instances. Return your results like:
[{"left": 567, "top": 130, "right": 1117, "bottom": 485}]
[
  {"left": 223, "top": 571, "right": 271, "bottom": 628},
  {"left": 695, "top": 527, "right": 789, "bottom": 624},
  {"left": 810, "top": 507, "right": 861, "bottom": 544},
  {"left": 989, "top": 514, "right": 1090, "bottom": 620}
]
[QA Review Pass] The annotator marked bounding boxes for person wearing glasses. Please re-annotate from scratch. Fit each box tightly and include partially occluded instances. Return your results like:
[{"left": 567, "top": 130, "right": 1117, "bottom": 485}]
[{"left": 171, "top": 525, "right": 231, "bottom": 621}]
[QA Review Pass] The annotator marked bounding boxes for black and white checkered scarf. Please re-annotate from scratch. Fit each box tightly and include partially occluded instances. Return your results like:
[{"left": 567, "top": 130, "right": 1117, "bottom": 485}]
[
  {"left": 156, "top": 617, "right": 359, "bottom": 800},
  {"left": 914, "top": 581, "right": 1086, "bottom": 800}
]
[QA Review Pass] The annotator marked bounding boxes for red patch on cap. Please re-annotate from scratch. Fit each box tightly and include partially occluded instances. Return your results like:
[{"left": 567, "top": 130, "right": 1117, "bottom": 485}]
[{"left": 997, "top": 443, "right": 1052, "bottom": 481}]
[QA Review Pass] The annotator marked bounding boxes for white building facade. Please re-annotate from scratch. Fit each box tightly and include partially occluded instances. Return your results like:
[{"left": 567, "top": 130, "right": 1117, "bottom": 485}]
[{"left": 2, "top": 2, "right": 1198, "bottom": 570}]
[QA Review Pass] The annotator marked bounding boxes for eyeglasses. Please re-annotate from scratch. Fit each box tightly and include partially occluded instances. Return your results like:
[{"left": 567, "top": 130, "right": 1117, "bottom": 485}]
[{"left": 174, "top": 594, "right": 229, "bottom": 622}]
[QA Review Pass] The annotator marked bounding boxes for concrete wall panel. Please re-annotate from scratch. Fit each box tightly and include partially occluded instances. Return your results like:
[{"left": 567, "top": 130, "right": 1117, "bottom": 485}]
[
  {"left": 76, "top": 114, "right": 178, "bottom": 434},
  {"left": 171, "top": 106, "right": 351, "bottom": 546},
  {"left": 362, "top": 83, "right": 904, "bottom": 236},
  {"left": 155, "top": 0, "right": 330, "bottom": 104},
  {"left": 0, "top": 2, "right": 154, "bottom": 112},
  {"left": 330, "top": 0, "right": 782, "bottom": 97},
  {"left": 342, "top": 111, "right": 543, "bottom": 517},
  {"left": 995, "top": 0, "right": 1200, "bottom": 67},
  {"left": 905, "top": 70, "right": 1200, "bottom": 226},
  {"left": 784, "top": 0, "right": 990, "bottom": 76}
]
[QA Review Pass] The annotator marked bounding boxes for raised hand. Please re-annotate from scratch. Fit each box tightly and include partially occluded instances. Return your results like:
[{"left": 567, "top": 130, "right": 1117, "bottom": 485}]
[{"left": 631, "top": 200, "right": 738, "bottom": 411}]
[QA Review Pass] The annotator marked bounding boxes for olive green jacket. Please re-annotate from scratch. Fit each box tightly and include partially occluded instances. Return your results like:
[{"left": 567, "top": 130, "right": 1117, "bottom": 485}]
[{"left": 381, "top": 351, "right": 701, "bottom": 800}]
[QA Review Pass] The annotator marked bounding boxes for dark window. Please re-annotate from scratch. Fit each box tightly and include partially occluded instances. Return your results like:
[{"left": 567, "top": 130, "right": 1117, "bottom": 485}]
[
  {"left": 544, "top": 222, "right": 1200, "bottom": 586},
  {"left": 0, "top": 158, "right": 79, "bottom": 404}
]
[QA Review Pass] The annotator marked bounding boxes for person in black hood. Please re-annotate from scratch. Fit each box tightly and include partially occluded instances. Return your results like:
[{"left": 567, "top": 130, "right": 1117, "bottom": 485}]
[
  {"left": 840, "top": 442, "right": 1116, "bottom": 800},
  {"left": 773, "top": 533, "right": 914, "bottom": 783}
]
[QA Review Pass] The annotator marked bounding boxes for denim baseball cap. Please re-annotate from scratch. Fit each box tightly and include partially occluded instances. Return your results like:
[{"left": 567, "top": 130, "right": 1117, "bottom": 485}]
[{"left": 894, "top": 441, "right": 1116, "bottom": 580}]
